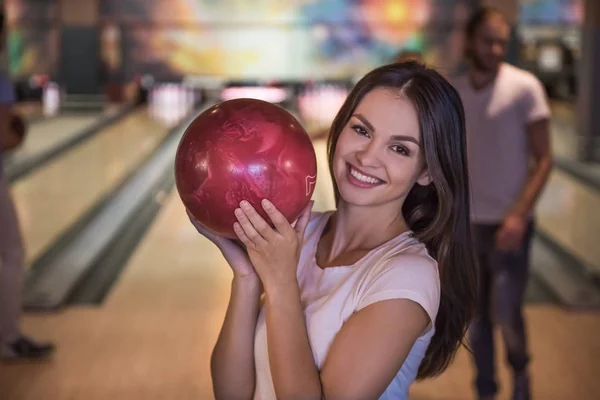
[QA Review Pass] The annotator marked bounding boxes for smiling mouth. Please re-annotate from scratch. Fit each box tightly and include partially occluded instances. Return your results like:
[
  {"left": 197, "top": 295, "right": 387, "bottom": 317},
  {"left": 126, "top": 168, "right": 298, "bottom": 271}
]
[{"left": 347, "top": 163, "right": 385, "bottom": 185}]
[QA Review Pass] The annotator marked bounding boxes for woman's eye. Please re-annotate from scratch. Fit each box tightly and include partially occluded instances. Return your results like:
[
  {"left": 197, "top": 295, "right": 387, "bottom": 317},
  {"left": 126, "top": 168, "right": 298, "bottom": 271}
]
[
  {"left": 351, "top": 124, "right": 370, "bottom": 137},
  {"left": 391, "top": 145, "right": 409, "bottom": 156}
]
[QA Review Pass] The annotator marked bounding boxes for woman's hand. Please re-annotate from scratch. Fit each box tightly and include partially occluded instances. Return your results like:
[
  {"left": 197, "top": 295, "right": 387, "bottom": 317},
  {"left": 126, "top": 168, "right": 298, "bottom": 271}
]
[
  {"left": 186, "top": 209, "right": 258, "bottom": 281},
  {"left": 232, "top": 199, "right": 313, "bottom": 292}
]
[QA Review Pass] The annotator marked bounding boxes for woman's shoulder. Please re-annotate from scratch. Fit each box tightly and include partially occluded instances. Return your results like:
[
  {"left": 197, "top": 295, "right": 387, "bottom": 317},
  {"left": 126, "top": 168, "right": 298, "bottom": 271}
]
[
  {"left": 373, "top": 232, "right": 438, "bottom": 271},
  {"left": 383, "top": 251, "right": 439, "bottom": 284},
  {"left": 355, "top": 239, "right": 441, "bottom": 330},
  {"left": 361, "top": 236, "right": 440, "bottom": 303},
  {"left": 371, "top": 244, "right": 439, "bottom": 284}
]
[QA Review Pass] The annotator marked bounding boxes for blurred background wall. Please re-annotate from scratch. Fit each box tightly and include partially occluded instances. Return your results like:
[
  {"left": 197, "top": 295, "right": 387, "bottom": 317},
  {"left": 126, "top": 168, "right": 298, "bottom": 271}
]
[{"left": 3, "top": 0, "right": 583, "bottom": 99}]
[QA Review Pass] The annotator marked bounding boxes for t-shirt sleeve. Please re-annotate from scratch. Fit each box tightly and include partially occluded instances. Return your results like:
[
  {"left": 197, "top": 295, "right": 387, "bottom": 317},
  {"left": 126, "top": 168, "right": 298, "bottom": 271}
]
[
  {"left": 355, "top": 254, "right": 441, "bottom": 334},
  {"left": 0, "top": 73, "right": 15, "bottom": 104},
  {"left": 522, "top": 74, "right": 551, "bottom": 123}
]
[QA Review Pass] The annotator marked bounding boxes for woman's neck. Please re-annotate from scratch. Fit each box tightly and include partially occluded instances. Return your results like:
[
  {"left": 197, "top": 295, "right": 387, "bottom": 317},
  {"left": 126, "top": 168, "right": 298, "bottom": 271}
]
[{"left": 323, "top": 201, "right": 409, "bottom": 258}]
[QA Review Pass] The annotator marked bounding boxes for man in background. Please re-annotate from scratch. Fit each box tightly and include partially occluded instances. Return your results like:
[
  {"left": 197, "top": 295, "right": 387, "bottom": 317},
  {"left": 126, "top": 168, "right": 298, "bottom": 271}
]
[
  {"left": 0, "top": 10, "right": 55, "bottom": 361},
  {"left": 452, "top": 7, "right": 553, "bottom": 400}
]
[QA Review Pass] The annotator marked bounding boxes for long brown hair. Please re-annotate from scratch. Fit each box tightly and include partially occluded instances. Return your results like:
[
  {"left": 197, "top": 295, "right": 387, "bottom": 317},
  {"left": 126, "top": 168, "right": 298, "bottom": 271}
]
[{"left": 327, "top": 61, "right": 478, "bottom": 378}]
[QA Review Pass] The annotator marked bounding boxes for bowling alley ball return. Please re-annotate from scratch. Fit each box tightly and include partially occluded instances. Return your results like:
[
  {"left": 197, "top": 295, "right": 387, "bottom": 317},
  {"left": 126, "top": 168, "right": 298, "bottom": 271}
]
[{"left": 174, "top": 98, "right": 317, "bottom": 238}]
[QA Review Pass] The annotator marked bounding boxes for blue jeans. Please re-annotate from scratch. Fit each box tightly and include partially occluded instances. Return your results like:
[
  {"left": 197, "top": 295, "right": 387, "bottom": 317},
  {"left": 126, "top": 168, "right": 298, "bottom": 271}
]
[
  {"left": 469, "top": 222, "right": 534, "bottom": 399},
  {"left": 0, "top": 174, "right": 25, "bottom": 344}
]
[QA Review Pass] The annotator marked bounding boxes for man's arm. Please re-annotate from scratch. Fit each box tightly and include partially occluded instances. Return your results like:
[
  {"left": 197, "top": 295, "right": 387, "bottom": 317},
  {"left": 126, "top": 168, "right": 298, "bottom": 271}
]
[
  {"left": 497, "top": 118, "right": 553, "bottom": 251},
  {"left": 496, "top": 73, "right": 554, "bottom": 251},
  {"left": 509, "top": 118, "right": 553, "bottom": 218}
]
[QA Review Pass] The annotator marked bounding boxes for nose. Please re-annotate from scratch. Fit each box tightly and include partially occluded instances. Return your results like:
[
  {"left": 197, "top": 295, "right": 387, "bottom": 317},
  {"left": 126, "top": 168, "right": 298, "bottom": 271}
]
[{"left": 355, "top": 141, "right": 381, "bottom": 167}]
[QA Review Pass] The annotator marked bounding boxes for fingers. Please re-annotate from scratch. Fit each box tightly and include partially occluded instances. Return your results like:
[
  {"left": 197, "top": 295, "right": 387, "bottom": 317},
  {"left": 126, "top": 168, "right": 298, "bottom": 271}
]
[
  {"left": 234, "top": 199, "right": 313, "bottom": 245},
  {"left": 495, "top": 233, "right": 510, "bottom": 251},
  {"left": 186, "top": 208, "right": 199, "bottom": 225},
  {"left": 186, "top": 209, "right": 214, "bottom": 235},
  {"left": 507, "top": 236, "right": 521, "bottom": 251},
  {"left": 233, "top": 222, "right": 255, "bottom": 248},
  {"left": 495, "top": 229, "right": 520, "bottom": 251},
  {"left": 261, "top": 199, "right": 294, "bottom": 236},
  {"left": 235, "top": 202, "right": 271, "bottom": 246},
  {"left": 495, "top": 230, "right": 506, "bottom": 249}
]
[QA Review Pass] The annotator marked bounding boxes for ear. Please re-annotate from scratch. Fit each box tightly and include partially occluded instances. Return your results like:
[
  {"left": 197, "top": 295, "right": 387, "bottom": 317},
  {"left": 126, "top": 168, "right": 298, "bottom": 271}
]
[{"left": 416, "top": 168, "right": 432, "bottom": 186}]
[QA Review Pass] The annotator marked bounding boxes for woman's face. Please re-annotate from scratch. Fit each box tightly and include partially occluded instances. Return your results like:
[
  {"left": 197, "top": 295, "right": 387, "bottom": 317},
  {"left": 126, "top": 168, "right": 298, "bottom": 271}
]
[{"left": 333, "top": 87, "right": 430, "bottom": 209}]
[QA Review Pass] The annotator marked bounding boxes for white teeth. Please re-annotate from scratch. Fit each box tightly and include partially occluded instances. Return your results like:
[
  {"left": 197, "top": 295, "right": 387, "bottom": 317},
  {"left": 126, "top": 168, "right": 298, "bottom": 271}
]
[{"left": 350, "top": 167, "right": 381, "bottom": 184}]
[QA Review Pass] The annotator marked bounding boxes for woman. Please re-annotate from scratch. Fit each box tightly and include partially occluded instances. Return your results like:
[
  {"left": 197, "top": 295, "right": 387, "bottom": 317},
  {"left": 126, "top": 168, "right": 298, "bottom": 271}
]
[{"left": 189, "top": 61, "right": 478, "bottom": 399}]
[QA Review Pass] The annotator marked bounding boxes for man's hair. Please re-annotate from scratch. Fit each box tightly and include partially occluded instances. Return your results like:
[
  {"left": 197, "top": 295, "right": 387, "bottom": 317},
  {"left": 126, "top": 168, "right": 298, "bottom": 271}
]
[{"left": 465, "top": 6, "right": 508, "bottom": 40}]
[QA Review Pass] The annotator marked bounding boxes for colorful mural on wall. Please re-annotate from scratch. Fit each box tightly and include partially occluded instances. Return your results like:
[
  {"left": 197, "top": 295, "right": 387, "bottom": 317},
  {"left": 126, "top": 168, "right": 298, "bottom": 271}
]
[
  {"left": 100, "top": 0, "right": 478, "bottom": 81},
  {"left": 4, "top": 0, "right": 58, "bottom": 78},
  {"left": 519, "top": 0, "right": 583, "bottom": 25},
  {"left": 3, "top": 0, "right": 479, "bottom": 81},
  {"left": 8, "top": 0, "right": 584, "bottom": 82}
]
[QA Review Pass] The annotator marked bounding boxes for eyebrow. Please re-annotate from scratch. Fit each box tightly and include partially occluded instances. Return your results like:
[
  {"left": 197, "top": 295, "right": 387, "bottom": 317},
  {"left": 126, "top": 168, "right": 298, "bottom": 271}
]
[
  {"left": 352, "top": 113, "right": 421, "bottom": 147},
  {"left": 353, "top": 113, "right": 376, "bottom": 132}
]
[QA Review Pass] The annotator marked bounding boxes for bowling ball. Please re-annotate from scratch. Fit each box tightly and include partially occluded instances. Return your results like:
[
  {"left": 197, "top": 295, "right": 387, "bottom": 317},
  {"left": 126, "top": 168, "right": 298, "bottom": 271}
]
[
  {"left": 175, "top": 98, "right": 317, "bottom": 238},
  {"left": 1, "top": 113, "right": 27, "bottom": 151}
]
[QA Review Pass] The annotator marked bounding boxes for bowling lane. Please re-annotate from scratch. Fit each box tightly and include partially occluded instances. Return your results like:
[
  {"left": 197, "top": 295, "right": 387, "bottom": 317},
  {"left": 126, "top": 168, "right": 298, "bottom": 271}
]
[
  {"left": 14, "top": 102, "right": 45, "bottom": 122},
  {"left": 550, "top": 105, "right": 600, "bottom": 189},
  {"left": 536, "top": 168, "right": 600, "bottom": 274},
  {"left": 11, "top": 108, "right": 174, "bottom": 266},
  {"left": 4, "top": 111, "right": 105, "bottom": 170}
]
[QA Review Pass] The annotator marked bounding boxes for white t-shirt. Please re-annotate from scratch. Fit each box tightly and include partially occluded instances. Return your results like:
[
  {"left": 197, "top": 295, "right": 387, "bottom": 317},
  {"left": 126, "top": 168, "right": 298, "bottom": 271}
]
[
  {"left": 451, "top": 63, "right": 551, "bottom": 223},
  {"left": 253, "top": 211, "right": 441, "bottom": 400}
]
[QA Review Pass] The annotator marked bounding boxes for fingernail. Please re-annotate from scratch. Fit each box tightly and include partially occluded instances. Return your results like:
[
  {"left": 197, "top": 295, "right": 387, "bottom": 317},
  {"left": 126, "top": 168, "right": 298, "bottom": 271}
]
[
  {"left": 240, "top": 200, "right": 249, "bottom": 208},
  {"left": 235, "top": 208, "right": 243, "bottom": 216},
  {"left": 262, "top": 199, "right": 272, "bottom": 208}
]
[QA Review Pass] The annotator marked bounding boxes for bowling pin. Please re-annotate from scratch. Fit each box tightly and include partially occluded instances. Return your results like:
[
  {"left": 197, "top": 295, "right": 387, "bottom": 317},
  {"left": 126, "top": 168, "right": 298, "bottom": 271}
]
[
  {"left": 170, "top": 84, "right": 176, "bottom": 122},
  {"left": 161, "top": 84, "right": 169, "bottom": 125},
  {"left": 178, "top": 85, "right": 185, "bottom": 120},
  {"left": 173, "top": 84, "right": 179, "bottom": 122},
  {"left": 176, "top": 85, "right": 182, "bottom": 121},
  {"left": 167, "top": 84, "right": 177, "bottom": 126},
  {"left": 176, "top": 85, "right": 184, "bottom": 122},
  {"left": 186, "top": 87, "right": 193, "bottom": 114},
  {"left": 159, "top": 84, "right": 168, "bottom": 124},
  {"left": 43, "top": 82, "right": 60, "bottom": 117},
  {"left": 156, "top": 85, "right": 164, "bottom": 122},
  {"left": 148, "top": 85, "right": 156, "bottom": 119},
  {"left": 156, "top": 83, "right": 165, "bottom": 122},
  {"left": 154, "top": 85, "right": 162, "bottom": 122}
]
